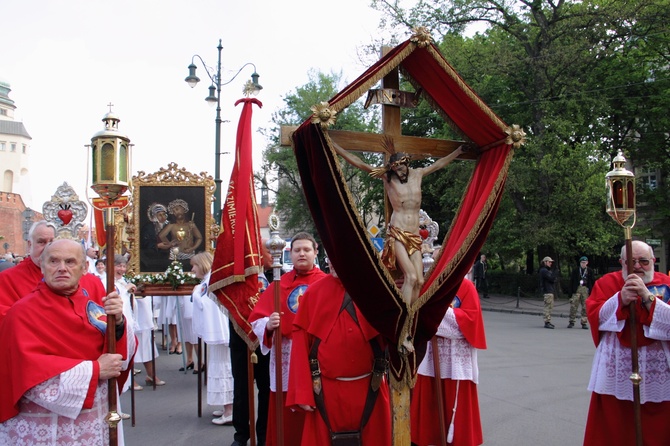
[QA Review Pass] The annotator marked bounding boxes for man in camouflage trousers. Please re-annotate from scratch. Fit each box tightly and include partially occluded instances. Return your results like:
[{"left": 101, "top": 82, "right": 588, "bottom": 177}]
[{"left": 568, "top": 256, "right": 594, "bottom": 329}]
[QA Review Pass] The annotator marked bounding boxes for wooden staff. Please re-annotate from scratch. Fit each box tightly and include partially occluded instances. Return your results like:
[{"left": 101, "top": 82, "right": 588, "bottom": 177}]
[
  {"left": 104, "top": 211, "right": 120, "bottom": 446},
  {"left": 197, "top": 338, "right": 202, "bottom": 417},
  {"left": 129, "top": 292, "right": 136, "bottom": 426},
  {"left": 248, "top": 349, "right": 257, "bottom": 446},
  {"left": 431, "top": 336, "right": 448, "bottom": 446},
  {"left": 624, "top": 232, "right": 643, "bottom": 446},
  {"left": 273, "top": 267, "right": 284, "bottom": 446}
]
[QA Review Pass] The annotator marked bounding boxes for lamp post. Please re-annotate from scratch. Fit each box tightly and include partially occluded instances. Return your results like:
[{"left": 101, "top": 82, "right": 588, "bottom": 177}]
[
  {"left": 605, "top": 149, "right": 641, "bottom": 446},
  {"left": 86, "top": 106, "right": 132, "bottom": 446},
  {"left": 185, "top": 39, "right": 262, "bottom": 226}
]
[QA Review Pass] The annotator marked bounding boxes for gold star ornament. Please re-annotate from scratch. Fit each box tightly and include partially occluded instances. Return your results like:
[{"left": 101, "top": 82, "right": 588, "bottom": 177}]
[
  {"left": 310, "top": 101, "right": 337, "bottom": 128},
  {"left": 504, "top": 124, "right": 526, "bottom": 148}
]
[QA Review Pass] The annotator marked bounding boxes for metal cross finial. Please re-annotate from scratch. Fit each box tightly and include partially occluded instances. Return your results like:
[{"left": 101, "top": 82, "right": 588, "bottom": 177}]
[{"left": 107, "top": 102, "right": 114, "bottom": 113}]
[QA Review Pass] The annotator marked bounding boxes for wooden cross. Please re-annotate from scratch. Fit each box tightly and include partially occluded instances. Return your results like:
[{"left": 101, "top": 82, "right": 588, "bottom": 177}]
[{"left": 280, "top": 48, "right": 470, "bottom": 446}]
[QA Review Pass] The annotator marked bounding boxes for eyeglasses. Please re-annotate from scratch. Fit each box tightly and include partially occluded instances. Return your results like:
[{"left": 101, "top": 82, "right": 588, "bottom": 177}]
[{"left": 624, "top": 258, "right": 651, "bottom": 266}]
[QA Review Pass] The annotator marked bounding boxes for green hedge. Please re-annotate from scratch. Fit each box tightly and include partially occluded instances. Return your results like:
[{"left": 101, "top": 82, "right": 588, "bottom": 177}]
[{"left": 485, "top": 270, "right": 572, "bottom": 299}]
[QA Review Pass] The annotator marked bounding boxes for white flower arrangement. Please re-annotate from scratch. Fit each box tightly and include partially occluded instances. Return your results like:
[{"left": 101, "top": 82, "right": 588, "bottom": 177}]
[{"left": 126, "top": 260, "right": 200, "bottom": 290}]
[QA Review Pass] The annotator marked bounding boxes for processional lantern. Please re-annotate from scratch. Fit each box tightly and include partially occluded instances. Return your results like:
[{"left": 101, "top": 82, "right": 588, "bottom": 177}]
[
  {"left": 85, "top": 107, "right": 133, "bottom": 446},
  {"left": 605, "top": 150, "right": 636, "bottom": 228},
  {"left": 605, "top": 149, "right": 643, "bottom": 446},
  {"left": 89, "top": 110, "right": 131, "bottom": 204}
]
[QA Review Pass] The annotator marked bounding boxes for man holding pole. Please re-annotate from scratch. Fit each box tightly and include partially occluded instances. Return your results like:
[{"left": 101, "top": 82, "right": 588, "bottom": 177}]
[
  {"left": 249, "top": 232, "right": 326, "bottom": 446},
  {"left": 0, "top": 239, "right": 136, "bottom": 444},
  {"left": 584, "top": 240, "right": 670, "bottom": 445}
]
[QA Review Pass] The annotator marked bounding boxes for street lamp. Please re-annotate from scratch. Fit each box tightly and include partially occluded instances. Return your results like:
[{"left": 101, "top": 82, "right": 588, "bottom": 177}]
[{"left": 185, "top": 39, "right": 262, "bottom": 225}]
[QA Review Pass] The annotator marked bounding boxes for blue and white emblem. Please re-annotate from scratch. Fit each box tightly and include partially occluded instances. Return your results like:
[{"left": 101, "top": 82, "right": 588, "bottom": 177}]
[
  {"left": 287, "top": 285, "right": 308, "bottom": 314},
  {"left": 86, "top": 300, "right": 107, "bottom": 335}
]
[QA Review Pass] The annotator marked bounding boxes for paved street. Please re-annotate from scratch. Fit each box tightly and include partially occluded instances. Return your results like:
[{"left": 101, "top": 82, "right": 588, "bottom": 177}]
[{"left": 120, "top": 294, "right": 595, "bottom": 445}]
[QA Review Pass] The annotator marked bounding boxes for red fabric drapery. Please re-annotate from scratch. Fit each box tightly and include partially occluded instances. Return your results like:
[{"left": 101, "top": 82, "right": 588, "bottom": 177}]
[
  {"left": 209, "top": 98, "right": 264, "bottom": 350},
  {"left": 291, "top": 38, "right": 514, "bottom": 386}
]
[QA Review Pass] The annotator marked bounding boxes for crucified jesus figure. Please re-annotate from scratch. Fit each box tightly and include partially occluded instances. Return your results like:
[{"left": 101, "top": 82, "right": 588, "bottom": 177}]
[{"left": 332, "top": 136, "right": 465, "bottom": 308}]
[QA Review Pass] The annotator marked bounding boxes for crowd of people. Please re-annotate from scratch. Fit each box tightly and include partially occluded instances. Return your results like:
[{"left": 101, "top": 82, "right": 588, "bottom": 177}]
[{"left": 2, "top": 215, "right": 670, "bottom": 446}]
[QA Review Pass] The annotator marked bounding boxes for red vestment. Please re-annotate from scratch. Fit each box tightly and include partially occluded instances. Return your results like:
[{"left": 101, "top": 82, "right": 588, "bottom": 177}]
[
  {"left": 287, "top": 274, "right": 392, "bottom": 445},
  {"left": 583, "top": 271, "right": 670, "bottom": 446},
  {"left": 0, "top": 282, "right": 132, "bottom": 423},
  {"left": 249, "top": 267, "right": 327, "bottom": 446},
  {"left": 411, "top": 279, "right": 486, "bottom": 446},
  {"left": 0, "top": 256, "right": 105, "bottom": 323}
]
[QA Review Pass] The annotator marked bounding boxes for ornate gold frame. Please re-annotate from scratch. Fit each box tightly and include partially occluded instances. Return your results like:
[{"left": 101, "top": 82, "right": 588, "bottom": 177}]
[{"left": 127, "top": 162, "right": 218, "bottom": 275}]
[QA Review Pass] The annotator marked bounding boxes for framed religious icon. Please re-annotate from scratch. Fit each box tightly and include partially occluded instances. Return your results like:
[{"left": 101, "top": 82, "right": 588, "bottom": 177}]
[{"left": 128, "top": 162, "right": 218, "bottom": 275}]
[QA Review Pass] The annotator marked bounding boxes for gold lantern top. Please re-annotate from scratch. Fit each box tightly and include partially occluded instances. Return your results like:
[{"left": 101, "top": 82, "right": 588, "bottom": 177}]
[
  {"left": 90, "top": 110, "right": 131, "bottom": 203},
  {"left": 605, "top": 150, "right": 635, "bottom": 227}
]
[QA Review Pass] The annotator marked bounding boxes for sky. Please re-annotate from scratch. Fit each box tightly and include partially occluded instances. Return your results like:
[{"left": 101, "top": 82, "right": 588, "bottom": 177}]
[{"left": 1, "top": 0, "right": 398, "bottom": 217}]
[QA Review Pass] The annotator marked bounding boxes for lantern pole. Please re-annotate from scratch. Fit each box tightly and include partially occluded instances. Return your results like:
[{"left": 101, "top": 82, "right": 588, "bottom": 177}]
[
  {"left": 86, "top": 107, "right": 132, "bottom": 446},
  {"left": 605, "top": 150, "right": 642, "bottom": 446},
  {"left": 266, "top": 213, "right": 285, "bottom": 446}
]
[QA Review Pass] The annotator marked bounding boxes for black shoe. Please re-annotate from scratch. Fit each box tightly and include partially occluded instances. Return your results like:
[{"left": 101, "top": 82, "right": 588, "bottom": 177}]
[
  {"left": 544, "top": 322, "right": 555, "bottom": 329},
  {"left": 567, "top": 322, "right": 574, "bottom": 328},
  {"left": 179, "top": 362, "right": 195, "bottom": 372},
  {"left": 582, "top": 324, "right": 588, "bottom": 330},
  {"left": 483, "top": 295, "right": 490, "bottom": 299},
  {"left": 231, "top": 441, "right": 247, "bottom": 446}
]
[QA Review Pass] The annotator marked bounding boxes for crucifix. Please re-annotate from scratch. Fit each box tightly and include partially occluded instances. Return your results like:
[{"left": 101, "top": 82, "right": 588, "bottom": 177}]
[{"left": 280, "top": 48, "right": 474, "bottom": 446}]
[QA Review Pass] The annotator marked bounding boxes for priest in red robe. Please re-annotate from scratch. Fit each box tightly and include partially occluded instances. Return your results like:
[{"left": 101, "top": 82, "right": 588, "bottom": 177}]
[
  {"left": 0, "top": 238, "right": 136, "bottom": 444},
  {"left": 249, "top": 232, "right": 327, "bottom": 446},
  {"left": 0, "top": 221, "right": 105, "bottom": 323},
  {"left": 583, "top": 240, "right": 670, "bottom": 446},
  {"left": 287, "top": 266, "right": 392, "bottom": 445},
  {"left": 411, "top": 278, "right": 487, "bottom": 446}
]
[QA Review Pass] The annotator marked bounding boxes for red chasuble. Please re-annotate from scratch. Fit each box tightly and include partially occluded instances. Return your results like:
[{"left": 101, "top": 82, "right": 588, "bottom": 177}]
[
  {"left": 287, "top": 274, "right": 392, "bottom": 445},
  {"left": 0, "top": 282, "right": 130, "bottom": 422}
]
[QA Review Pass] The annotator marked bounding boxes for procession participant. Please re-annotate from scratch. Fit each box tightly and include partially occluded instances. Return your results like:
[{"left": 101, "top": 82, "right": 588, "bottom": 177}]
[
  {"left": 249, "top": 232, "right": 327, "bottom": 446},
  {"left": 0, "top": 238, "right": 136, "bottom": 444},
  {"left": 584, "top": 240, "right": 670, "bottom": 446},
  {"left": 229, "top": 241, "right": 272, "bottom": 446},
  {"left": 287, "top": 264, "right": 391, "bottom": 445},
  {"left": 189, "top": 252, "right": 234, "bottom": 425},
  {"left": 0, "top": 220, "right": 105, "bottom": 323},
  {"left": 411, "top": 278, "right": 487, "bottom": 446}
]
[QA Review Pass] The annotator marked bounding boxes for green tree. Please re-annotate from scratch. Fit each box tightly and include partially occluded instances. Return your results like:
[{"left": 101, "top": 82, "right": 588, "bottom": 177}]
[
  {"left": 259, "top": 70, "right": 382, "bottom": 236},
  {"left": 372, "top": 0, "right": 669, "bottom": 270}
]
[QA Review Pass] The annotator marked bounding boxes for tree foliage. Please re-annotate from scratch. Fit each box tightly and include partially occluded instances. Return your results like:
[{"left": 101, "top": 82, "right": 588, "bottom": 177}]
[
  {"left": 371, "top": 0, "right": 670, "bottom": 271},
  {"left": 258, "top": 70, "right": 382, "bottom": 237}
]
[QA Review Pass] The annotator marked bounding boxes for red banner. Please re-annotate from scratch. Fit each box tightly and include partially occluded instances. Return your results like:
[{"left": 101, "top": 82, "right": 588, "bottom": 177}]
[
  {"left": 92, "top": 197, "right": 129, "bottom": 249},
  {"left": 209, "top": 98, "right": 263, "bottom": 350}
]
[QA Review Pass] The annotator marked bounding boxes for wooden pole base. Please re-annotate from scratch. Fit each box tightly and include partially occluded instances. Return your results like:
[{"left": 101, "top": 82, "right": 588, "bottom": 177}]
[{"left": 390, "top": 376, "right": 411, "bottom": 446}]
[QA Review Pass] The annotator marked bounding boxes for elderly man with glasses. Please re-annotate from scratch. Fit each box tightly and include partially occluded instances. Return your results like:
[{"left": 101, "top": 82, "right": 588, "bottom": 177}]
[{"left": 583, "top": 240, "right": 670, "bottom": 446}]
